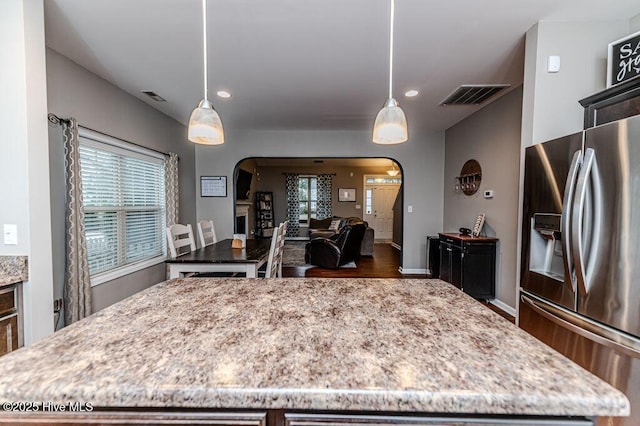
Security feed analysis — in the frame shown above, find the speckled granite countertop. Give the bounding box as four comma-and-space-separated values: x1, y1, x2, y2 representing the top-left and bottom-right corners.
0, 256, 28, 288
0, 278, 629, 417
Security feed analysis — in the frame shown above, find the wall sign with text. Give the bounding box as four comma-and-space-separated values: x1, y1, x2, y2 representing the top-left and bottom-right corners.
607, 30, 640, 87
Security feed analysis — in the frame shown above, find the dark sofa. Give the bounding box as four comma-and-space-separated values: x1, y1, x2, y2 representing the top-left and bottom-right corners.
308, 216, 374, 256
305, 223, 367, 269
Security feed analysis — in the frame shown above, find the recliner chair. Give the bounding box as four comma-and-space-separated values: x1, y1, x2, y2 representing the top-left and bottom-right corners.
305, 223, 366, 269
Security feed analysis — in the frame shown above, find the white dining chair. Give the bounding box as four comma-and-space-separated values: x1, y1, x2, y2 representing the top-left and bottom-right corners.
196, 219, 217, 248
277, 221, 288, 277
166, 224, 196, 258
264, 222, 286, 278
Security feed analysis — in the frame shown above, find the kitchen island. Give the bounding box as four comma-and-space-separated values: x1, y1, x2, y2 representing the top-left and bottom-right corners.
0, 278, 629, 425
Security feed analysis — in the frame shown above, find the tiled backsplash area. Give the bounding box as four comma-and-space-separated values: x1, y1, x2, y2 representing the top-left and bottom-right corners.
0, 256, 28, 285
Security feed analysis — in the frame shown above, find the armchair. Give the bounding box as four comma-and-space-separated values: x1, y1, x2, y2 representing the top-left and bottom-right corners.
305, 223, 367, 269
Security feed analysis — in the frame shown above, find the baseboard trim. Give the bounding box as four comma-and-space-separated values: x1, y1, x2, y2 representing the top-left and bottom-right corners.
286, 237, 309, 241
489, 299, 516, 317
390, 242, 401, 250
398, 267, 428, 275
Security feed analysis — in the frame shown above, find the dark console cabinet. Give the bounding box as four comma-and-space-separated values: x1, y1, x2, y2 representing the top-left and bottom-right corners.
438, 233, 497, 300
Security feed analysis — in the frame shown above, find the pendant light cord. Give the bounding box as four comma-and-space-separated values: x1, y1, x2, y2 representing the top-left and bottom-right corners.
388, 0, 395, 100
202, 0, 208, 101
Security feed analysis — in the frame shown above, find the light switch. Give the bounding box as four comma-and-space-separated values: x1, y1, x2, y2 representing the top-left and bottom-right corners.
408, 205, 413, 213
355, 204, 361, 209
3, 224, 17, 245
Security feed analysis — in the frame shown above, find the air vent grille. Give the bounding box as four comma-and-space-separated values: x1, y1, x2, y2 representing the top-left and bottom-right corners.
440, 84, 510, 106
141, 90, 166, 102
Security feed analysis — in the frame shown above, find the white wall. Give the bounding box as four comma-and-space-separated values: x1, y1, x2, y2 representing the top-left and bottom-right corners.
196, 129, 444, 271
444, 88, 523, 310
46, 48, 197, 314
0, 0, 54, 344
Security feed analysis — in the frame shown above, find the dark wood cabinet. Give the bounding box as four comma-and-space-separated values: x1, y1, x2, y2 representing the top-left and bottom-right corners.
438, 233, 497, 300
579, 76, 640, 129
0, 284, 22, 356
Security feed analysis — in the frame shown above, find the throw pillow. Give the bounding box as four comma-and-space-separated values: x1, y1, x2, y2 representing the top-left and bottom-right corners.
328, 219, 341, 231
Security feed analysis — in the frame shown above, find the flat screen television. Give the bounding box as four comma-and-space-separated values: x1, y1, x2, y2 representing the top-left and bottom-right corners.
235, 168, 253, 200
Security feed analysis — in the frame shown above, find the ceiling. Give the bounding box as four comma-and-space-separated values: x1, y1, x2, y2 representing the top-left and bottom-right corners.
44, 0, 640, 134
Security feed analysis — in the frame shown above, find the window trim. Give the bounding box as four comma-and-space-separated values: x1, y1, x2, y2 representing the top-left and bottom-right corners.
90, 255, 167, 287
78, 127, 167, 287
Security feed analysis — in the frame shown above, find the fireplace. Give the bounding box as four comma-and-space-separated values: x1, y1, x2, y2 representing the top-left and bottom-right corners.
236, 215, 246, 234
236, 203, 250, 235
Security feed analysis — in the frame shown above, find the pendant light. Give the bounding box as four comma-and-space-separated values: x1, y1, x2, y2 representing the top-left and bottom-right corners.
188, 0, 224, 145
372, 0, 408, 144
387, 163, 400, 176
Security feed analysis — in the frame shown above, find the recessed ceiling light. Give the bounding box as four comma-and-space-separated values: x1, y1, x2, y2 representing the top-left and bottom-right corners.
404, 89, 419, 98
217, 90, 232, 99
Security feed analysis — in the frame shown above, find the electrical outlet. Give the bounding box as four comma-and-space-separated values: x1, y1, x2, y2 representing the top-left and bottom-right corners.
53, 298, 63, 313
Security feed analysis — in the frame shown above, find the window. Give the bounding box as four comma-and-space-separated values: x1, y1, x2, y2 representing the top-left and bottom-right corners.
78, 129, 166, 281
365, 189, 373, 215
298, 176, 317, 224
364, 176, 402, 184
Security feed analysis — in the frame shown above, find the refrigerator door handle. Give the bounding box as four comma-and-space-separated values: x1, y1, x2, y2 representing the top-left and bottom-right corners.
571, 148, 594, 294
521, 294, 640, 359
561, 150, 582, 293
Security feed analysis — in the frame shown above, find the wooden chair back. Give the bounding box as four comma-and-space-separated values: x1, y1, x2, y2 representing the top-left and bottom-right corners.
197, 219, 217, 248
166, 224, 196, 258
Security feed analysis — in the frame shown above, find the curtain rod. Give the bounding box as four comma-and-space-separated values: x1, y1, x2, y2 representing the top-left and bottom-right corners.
48, 113, 171, 158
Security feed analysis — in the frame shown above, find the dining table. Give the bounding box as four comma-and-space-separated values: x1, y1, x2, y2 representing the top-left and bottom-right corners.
165, 238, 272, 279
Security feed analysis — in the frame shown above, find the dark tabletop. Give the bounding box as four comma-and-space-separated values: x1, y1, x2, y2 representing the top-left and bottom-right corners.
165, 238, 272, 264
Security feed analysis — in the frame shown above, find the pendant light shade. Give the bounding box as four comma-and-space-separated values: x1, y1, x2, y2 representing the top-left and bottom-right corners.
373, 0, 408, 144
387, 162, 400, 176
188, 99, 224, 145
373, 98, 408, 144
188, 0, 224, 145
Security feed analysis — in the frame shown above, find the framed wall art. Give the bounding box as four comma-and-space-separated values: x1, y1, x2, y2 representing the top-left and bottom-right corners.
338, 188, 356, 202
607, 30, 640, 87
201, 176, 227, 197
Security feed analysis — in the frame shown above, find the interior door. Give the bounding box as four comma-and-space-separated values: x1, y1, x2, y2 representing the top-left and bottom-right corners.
364, 185, 399, 240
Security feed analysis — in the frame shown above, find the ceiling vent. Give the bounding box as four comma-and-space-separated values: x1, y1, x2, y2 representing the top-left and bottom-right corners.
440, 84, 510, 106
141, 90, 166, 102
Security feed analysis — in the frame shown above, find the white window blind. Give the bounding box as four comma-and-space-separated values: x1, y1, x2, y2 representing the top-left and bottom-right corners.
78, 133, 166, 277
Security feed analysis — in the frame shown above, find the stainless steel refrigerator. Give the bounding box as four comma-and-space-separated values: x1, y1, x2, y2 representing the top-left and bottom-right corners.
519, 114, 640, 426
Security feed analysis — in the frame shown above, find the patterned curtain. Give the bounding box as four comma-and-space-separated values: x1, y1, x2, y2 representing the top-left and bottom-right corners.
285, 173, 300, 237
317, 174, 333, 219
165, 152, 179, 226
62, 118, 92, 325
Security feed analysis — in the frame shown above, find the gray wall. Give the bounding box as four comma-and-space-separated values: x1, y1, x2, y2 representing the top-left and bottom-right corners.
444, 87, 523, 309
196, 129, 444, 271
46, 48, 196, 313
522, 20, 632, 146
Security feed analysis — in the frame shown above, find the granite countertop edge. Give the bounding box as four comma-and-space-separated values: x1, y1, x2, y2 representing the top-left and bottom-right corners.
0, 274, 26, 288
0, 387, 625, 417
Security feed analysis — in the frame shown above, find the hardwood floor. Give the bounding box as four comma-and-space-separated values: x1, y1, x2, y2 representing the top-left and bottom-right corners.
283, 243, 515, 323
283, 243, 422, 278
